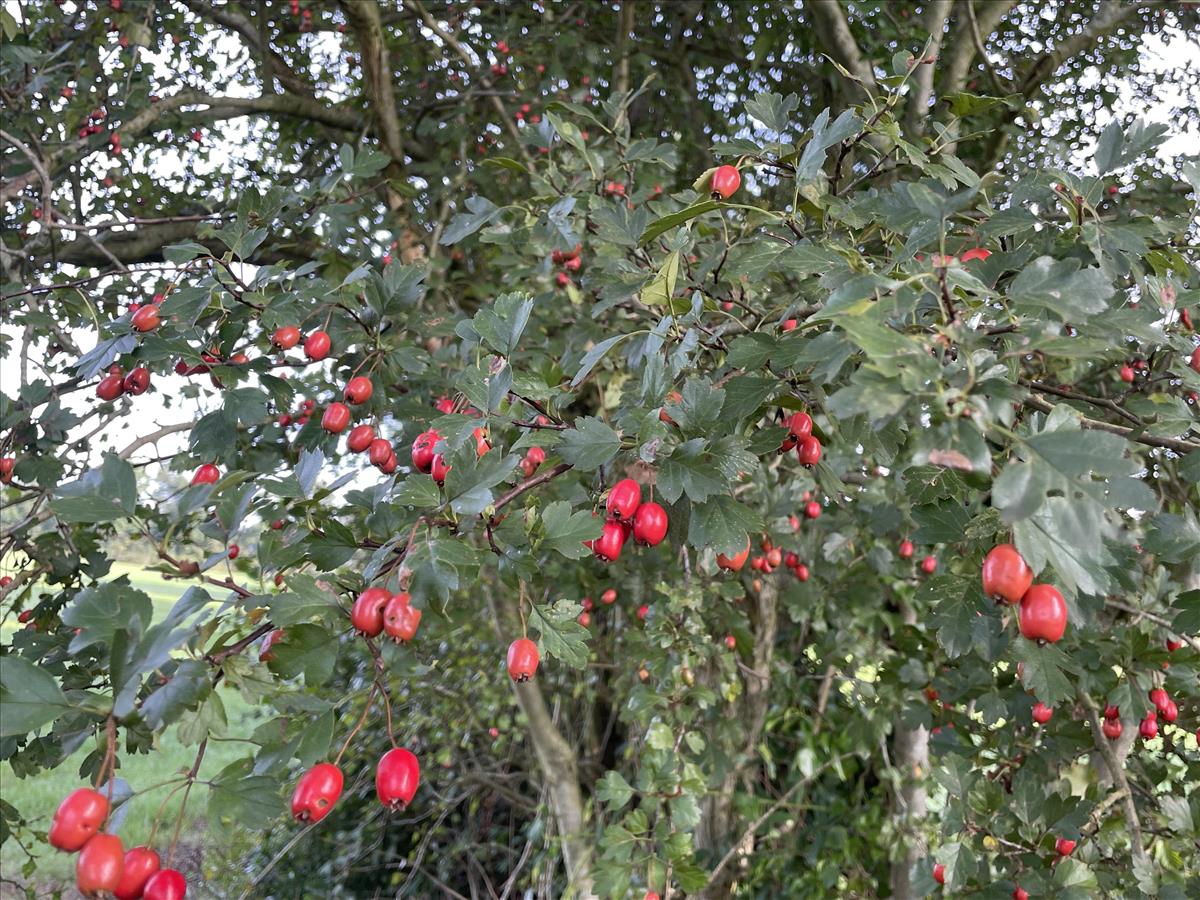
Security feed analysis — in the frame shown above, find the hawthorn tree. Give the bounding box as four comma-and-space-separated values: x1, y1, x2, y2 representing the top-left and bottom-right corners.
2, 1, 1200, 898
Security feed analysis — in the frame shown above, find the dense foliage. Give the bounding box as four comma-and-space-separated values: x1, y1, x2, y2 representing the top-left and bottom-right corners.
2, 2, 1199, 898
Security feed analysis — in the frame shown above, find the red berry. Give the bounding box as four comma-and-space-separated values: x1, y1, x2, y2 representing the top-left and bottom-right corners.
376, 747, 420, 810
794, 563, 810, 581
96, 373, 125, 401
114, 846, 161, 900
804, 500, 821, 520
303, 330, 331, 361
76, 833, 124, 896
1150, 687, 1169, 710
345, 376, 373, 404
796, 435, 822, 467
351, 587, 390, 636
0, 456, 14, 484
606, 478, 641, 522
474, 426, 491, 457
1018, 584, 1067, 643
724, 634, 736, 649
1054, 837, 1076, 857
142, 868, 186, 900
932, 862, 945, 885
368, 438, 393, 467
601, 588, 617, 605
382, 592, 421, 643
1012, 887, 1029, 900
636, 604, 649, 621
1166, 637, 1183, 652
321, 402, 351, 434
786, 412, 813, 440
430, 453, 451, 486
411, 429, 440, 473
347, 424, 376, 453
291, 763, 343, 823
1103, 704, 1120, 719
258, 628, 283, 663
981, 544, 1033, 605
507, 637, 539, 682
632, 502, 668, 546
49, 788, 109, 851
716, 539, 751, 572
191, 464, 220, 486
131, 305, 161, 332
920, 555, 938, 575
122, 367, 151, 395
1119, 364, 1135, 383
898, 539, 914, 559
227, 544, 239, 560
591, 520, 627, 562
1102, 717, 1122, 740
272, 326, 301, 350
1161, 698, 1178, 723
960, 247, 991, 262
1140, 712, 1158, 740
1032, 702, 1053, 724
1190, 346, 1200, 374
578, 611, 592, 627
710, 164, 741, 200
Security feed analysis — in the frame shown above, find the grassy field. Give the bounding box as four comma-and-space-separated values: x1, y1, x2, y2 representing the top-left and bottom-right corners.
1, 561, 262, 891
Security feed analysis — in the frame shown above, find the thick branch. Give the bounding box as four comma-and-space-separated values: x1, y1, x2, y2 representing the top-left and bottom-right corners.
941, 0, 1016, 97
1078, 690, 1151, 872
1021, 394, 1199, 455
903, 0, 954, 136
806, 0, 878, 98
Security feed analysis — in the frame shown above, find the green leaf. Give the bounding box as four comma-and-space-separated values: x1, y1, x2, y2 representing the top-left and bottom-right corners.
744, 90, 800, 134
923, 577, 977, 659
439, 195, 502, 245
673, 378, 725, 436
687, 495, 763, 557
473, 292, 535, 357
394, 474, 442, 508
1008, 257, 1114, 321
639, 201, 721, 246
208, 764, 285, 830
1012, 640, 1075, 705
725, 334, 777, 370
596, 771, 634, 809
657, 440, 727, 505
796, 107, 863, 182
720, 376, 777, 421
443, 449, 519, 516
1025, 430, 1137, 478
528, 600, 590, 669
140, 660, 211, 729
992, 459, 1051, 522
640, 250, 680, 307
269, 624, 339, 687
572, 333, 631, 388
268, 575, 344, 626
295, 447, 323, 498
558, 417, 621, 471
0, 657, 73, 737
541, 501, 603, 559
646, 721, 674, 750
911, 501, 971, 544
63, 583, 154, 651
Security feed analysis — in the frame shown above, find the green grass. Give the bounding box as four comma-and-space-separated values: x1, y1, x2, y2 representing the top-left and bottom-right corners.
1, 560, 263, 888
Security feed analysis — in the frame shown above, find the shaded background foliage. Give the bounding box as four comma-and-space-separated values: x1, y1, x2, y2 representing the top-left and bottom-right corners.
2, 2, 1200, 899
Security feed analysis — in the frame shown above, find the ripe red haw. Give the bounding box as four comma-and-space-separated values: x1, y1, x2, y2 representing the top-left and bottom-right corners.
981, 544, 1033, 605
131, 305, 161, 332
190, 464, 220, 486
344, 376, 373, 404
1102, 717, 1123, 740
376, 747, 420, 810
96, 372, 124, 401
272, 326, 301, 350
382, 593, 421, 643
321, 402, 351, 434
1032, 702, 1053, 724
411, 429, 440, 474
920, 555, 938, 575
351, 587, 391, 637
632, 502, 668, 546
123, 367, 151, 395
1018, 584, 1067, 643
1054, 837, 1076, 857
898, 539, 914, 559
591, 520, 627, 562
114, 846, 161, 900
49, 788, 108, 851
430, 453, 451, 486
142, 868, 187, 900
347, 424, 375, 453
76, 833, 124, 896
507, 637, 540, 682
796, 435, 822, 468
710, 164, 741, 199
606, 478, 641, 522
291, 763, 343, 823
303, 330, 332, 361
932, 862, 945, 884
716, 539, 751, 572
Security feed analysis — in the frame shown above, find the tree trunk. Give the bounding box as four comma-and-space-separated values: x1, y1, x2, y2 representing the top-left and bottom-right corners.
890, 605, 928, 900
